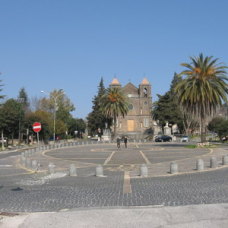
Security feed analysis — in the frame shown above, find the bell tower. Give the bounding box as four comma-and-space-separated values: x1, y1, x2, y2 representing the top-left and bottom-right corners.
139, 78, 151, 98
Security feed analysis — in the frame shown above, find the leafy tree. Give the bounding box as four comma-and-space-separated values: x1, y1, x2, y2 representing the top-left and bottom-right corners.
175, 53, 228, 142
25, 110, 52, 143
0, 99, 23, 144
87, 78, 111, 135
39, 89, 75, 137
68, 118, 86, 138
153, 73, 184, 133
208, 117, 228, 140
100, 87, 129, 138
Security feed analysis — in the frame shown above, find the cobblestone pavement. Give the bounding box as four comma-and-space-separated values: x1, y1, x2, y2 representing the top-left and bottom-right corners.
0, 142, 228, 212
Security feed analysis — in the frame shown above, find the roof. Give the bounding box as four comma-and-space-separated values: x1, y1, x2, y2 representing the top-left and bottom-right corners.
140, 78, 150, 85
110, 78, 121, 85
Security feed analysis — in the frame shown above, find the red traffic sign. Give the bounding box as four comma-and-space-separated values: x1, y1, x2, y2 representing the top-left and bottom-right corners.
33, 122, 41, 133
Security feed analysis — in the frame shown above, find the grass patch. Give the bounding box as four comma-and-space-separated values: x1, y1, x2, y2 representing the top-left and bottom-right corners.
185, 144, 197, 149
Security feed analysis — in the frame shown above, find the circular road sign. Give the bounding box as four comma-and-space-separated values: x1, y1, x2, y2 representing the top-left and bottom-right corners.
33, 122, 41, 133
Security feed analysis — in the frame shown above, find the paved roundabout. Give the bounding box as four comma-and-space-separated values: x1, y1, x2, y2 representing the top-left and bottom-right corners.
0, 142, 228, 212
44, 142, 210, 172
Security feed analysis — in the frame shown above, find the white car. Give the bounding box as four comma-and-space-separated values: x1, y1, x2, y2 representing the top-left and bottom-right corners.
181, 136, 189, 142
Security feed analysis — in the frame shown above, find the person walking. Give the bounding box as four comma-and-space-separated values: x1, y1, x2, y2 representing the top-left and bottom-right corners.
124, 136, 128, 148
117, 137, 121, 149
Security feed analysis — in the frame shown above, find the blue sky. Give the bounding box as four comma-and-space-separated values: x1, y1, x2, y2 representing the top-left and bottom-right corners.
1, 0, 228, 118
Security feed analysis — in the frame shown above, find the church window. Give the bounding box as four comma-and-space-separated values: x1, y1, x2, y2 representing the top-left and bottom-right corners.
143, 88, 148, 97
144, 101, 148, 105
143, 118, 149, 127
128, 104, 133, 110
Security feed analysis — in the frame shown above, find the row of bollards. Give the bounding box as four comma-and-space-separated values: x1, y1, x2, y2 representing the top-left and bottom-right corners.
169, 155, 228, 174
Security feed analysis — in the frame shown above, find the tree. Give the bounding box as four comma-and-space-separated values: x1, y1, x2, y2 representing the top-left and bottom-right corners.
0, 99, 23, 144
208, 117, 228, 140
153, 73, 184, 133
87, 78, 111, 135
175, 53, 228, 142
39, 89, 75, 137
100, 87, 129, 138
68, 118, 86, 138
0, 76, 5, 149
25, 110, 52, 143
18, 87, 30, 110
17, 88, 30, 142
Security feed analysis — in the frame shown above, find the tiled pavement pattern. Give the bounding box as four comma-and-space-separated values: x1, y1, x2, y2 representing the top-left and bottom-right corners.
0, 142, 228, 212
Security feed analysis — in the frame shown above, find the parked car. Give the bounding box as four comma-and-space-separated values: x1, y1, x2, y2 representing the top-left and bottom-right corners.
180, 136, 189, 142
155, 135, 172, 142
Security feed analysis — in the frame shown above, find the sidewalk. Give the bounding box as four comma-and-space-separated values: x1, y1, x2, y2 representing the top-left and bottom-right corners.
1, 203, 228, 228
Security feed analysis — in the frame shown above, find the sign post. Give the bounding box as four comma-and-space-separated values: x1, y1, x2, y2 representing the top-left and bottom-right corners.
33, 122, 41, 144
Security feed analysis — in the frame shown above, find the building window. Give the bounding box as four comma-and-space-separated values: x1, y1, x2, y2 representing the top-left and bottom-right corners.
128, 104, 133, 110
143, 118, 149, 127
143, 88, 148, 97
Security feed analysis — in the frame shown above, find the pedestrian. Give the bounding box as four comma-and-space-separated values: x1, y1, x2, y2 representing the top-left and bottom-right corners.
117, 137, 121, 149
124, 136, 128, 148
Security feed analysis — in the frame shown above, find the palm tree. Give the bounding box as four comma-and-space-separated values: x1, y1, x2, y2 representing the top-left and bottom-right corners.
175, 53, 228, 142
100, 87, 129, 138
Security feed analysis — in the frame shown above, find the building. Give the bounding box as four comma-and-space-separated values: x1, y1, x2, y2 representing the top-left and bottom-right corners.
110, 78, 153, 139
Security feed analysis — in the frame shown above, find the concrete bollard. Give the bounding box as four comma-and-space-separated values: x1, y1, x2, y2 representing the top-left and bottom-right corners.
210, 157, 217, 168
196, 159, 204, 171
32, 160, 38, 170
170, 162, 178, 174
140, 164, 148, 177
48, 162, 55, 174
96, 165, 103, 177
69, 164, 77, 176
222, 155, 228, 165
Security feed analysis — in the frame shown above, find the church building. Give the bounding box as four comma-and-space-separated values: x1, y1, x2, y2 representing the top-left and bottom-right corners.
110, 78, 153, 139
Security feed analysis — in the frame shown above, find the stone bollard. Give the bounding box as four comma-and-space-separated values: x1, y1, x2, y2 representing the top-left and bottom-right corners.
196, 159, 204, 171
48, 162, 55, 174
32, 160, 38, 170
140, 164, 148, 177
69, 164, 77, 176
170, 162, 178, 174
222, 155, 228, 165
210, 157, 217, 168
96, 165, 104, 177
25, 158, 32, 168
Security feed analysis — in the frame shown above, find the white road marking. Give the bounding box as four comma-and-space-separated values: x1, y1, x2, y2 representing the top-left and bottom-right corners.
140, 151, 152, 165
103, 151, 116, 165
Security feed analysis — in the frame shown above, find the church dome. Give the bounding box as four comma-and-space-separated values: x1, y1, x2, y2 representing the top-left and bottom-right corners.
110, 78, 121, 85
140, 78, 150, 85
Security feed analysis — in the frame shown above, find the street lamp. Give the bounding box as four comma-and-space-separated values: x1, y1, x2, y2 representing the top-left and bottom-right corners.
41, 90, 65, 143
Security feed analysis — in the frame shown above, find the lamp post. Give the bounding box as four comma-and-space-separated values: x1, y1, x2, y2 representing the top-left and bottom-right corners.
41, 90, 65, 143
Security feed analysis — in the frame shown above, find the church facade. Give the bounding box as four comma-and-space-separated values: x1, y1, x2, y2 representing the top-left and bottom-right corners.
110, 78, 153, 139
